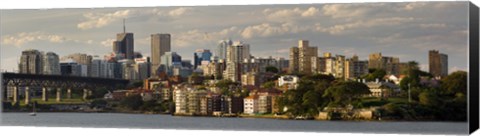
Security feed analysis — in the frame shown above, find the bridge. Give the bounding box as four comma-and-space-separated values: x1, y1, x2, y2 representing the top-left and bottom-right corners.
1, 72, 129, 104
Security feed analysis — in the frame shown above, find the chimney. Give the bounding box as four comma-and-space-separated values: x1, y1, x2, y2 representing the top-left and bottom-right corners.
375, 78, 379, 83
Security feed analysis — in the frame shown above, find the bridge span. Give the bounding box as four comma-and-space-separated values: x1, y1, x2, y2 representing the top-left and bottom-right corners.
1, 72, 129, 104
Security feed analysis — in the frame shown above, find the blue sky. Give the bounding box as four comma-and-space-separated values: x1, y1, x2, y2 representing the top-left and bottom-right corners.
0, 1, 469, 73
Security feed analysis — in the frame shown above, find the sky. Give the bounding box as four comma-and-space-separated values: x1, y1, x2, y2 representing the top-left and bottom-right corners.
0, 1, 470, 73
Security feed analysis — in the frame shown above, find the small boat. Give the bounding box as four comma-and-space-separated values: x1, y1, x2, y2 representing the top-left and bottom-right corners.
29, 103, 37, 116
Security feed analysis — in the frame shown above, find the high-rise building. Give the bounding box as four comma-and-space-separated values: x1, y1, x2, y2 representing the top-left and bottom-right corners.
345, 55, 369, 80
61, 53, 92, 76
429, 50, 448, 77
134, 57, 151, 80
113, 20, 134, 59
193, 49, 212, 69
43, 52, 60, 75
224, 41, 250, 82
19, 49, 43, 74
60, 59, 87, 77
368, 52, 401, 74
151, 33, 171, 76
289, 40, 318, 74
160, 52, 182, 76
216, 39, 233, 60
334, 55, 346, 78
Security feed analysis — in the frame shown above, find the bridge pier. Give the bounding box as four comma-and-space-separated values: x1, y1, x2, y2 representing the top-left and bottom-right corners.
67, 88, 72, 99
12, 86, 18, 103
24, 86, 30, 104
42, 87, 48, 101
56, 88, 62, 102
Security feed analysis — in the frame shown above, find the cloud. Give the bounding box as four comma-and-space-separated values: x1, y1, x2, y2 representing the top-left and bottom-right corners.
77, 7, 194, 30
1, 32, 69, 47
241, 22, 311, 39
171, 26, 238, 48
419, 23, 447, 29
168, 7, 193, 17
263, 7, 320, 21
77, 10, 132, 30
100, 38, 116, 47
316, 17, 417, 35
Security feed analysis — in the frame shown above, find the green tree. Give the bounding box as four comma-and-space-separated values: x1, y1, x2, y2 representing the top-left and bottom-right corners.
418, 90, 439, 106
441, 71, 467, 95
120, 94, 144, 110
261, 81, 276, 89
323, 81, 371, 108
265, 66, 279, 73
362, 69, 386, 81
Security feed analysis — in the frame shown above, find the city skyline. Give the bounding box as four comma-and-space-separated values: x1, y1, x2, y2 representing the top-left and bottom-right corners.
1, 2, 469, 73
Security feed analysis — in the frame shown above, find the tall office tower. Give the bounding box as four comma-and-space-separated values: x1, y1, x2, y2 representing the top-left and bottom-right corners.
43, 52, 60, 75
19, 49, 43, 74
160, 52, 182, 76
345, 55, 369, 80
62, 53, 93, 76
151, 33, 171, 76
60, 59, 87, 77
113, 19, 134, 59
193, 49, 212, 69
216, 39, 233, 60
429, 50, 448, 77
224, 41, 251, 82
134, 57, 151, 80
289, 40, 318, 74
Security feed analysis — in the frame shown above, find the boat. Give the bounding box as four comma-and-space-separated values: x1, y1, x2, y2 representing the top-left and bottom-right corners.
29, 103, 36, 116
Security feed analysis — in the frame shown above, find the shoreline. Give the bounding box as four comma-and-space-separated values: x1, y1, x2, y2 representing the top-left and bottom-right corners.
0, 111, 466, 123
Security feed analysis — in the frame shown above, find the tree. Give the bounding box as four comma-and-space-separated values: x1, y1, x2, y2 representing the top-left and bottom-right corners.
362, 69, 386, 81
265, 66, 279, 73
441, 71, 467, 96
261, 81, 276, 89
323, 81, 371, 108
120, 94, 144, 110
418, 90, 439, 106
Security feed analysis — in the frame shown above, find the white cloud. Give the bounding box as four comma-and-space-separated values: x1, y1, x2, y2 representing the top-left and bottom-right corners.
77, 10, 132, 30
316, 17, 417, 35
1, 32, 69, 47
100, 38, 116, 47
77, 7, 194, 30
168, 7, 193, 17
419, 23, 447, 29
172, 26, 238, 48
263, 7, 320, 21
241, 22, 310, 39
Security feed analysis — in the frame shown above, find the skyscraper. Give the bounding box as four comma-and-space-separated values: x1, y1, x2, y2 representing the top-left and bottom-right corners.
113, 20, 134, 60
193, 49, 212, 69
216, 39, 233, 60
429, 50, 448, 77
43, 52, 60, 75
289, 40, 318, 74
19, 49, 43, 74
151, 33, 171, 76
160, 52, 182, 76
224, 41, 250, 82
